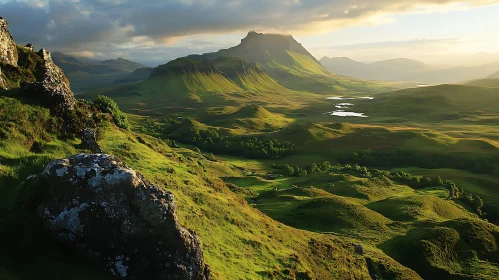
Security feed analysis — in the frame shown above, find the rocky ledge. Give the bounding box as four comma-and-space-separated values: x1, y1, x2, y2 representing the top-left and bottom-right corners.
33, 153, 210, 279
25, 49, 76, 112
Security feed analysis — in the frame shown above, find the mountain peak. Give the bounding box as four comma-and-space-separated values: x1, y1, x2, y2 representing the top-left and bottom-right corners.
238, 31, 307, 54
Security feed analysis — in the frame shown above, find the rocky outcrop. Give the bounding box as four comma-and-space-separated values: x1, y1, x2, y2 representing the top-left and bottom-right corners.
25, 49, 76, 111
0, 17, 18, 66
35, 154, 210, 280
82, 129, 103, 153
24, 43, 35, 52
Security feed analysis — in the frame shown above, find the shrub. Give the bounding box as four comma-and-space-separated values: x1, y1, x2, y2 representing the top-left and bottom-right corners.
94, 95, 130, 130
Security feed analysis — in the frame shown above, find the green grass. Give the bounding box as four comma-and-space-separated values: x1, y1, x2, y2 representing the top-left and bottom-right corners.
96, 124, 420, 279
380, 219, 499, 279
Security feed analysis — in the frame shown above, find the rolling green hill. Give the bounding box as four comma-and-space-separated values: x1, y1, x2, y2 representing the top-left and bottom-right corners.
381, 219, 499, 279
224, 162, 499, 279
204, 104, 294, 132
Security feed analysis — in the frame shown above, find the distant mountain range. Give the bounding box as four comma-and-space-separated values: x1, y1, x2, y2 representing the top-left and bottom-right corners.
52, 53, 152, 93
52, 53, 147, 75
320, 56, 499, 84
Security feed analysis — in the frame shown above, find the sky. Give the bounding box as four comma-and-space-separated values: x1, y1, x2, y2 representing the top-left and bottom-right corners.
1, 0, 499, 66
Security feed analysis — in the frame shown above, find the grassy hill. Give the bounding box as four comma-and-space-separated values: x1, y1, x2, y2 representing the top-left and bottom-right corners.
223, 160, 499, 279
203, 104, 294, 132
0, 95, 425, 279
381, 219, 499, 279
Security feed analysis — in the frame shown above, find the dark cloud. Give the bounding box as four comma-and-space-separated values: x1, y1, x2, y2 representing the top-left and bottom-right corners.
1, 0, 497, 64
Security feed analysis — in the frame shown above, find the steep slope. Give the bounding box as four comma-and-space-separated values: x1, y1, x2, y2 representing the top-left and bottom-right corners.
146, 56, 284, 95
148, 57, 242, 94
320, 56, 499, 84
198, 31, 394, 94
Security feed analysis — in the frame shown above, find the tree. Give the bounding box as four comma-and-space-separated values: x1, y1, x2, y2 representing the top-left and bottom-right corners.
284, 165, 295, 177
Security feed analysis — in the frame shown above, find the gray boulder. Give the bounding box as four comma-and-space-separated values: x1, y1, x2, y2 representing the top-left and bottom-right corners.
36, 153, 210, 279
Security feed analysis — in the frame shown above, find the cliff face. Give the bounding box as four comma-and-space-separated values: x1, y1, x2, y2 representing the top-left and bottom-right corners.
0, 17, 18, 89
0, 17, 18, 67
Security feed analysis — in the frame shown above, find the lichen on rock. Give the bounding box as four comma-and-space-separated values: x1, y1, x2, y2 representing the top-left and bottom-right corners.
36, 153, 210, 279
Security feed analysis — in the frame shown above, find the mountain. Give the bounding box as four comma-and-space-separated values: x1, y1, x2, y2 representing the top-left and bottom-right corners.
370, 58, 430, 70
193, 31, 395, 94
51, 52, 151, 93
100, 57, 146, 72
320, 56, 499, 84
52, 52, 122, 75
488, 71, 499, 78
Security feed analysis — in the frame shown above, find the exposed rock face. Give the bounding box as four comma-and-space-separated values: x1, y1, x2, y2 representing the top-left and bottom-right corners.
25, 49, 76, 111
0, 17, 18, 66
36, 154, 210, 279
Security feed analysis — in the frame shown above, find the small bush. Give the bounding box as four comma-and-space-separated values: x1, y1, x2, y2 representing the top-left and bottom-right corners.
94, 95, 130, 130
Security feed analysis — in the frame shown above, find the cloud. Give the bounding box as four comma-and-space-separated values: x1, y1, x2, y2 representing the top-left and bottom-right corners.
1, 0, 498, 64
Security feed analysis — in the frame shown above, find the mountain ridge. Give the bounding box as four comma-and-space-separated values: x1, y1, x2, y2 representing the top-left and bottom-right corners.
320, 56, 499, 83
